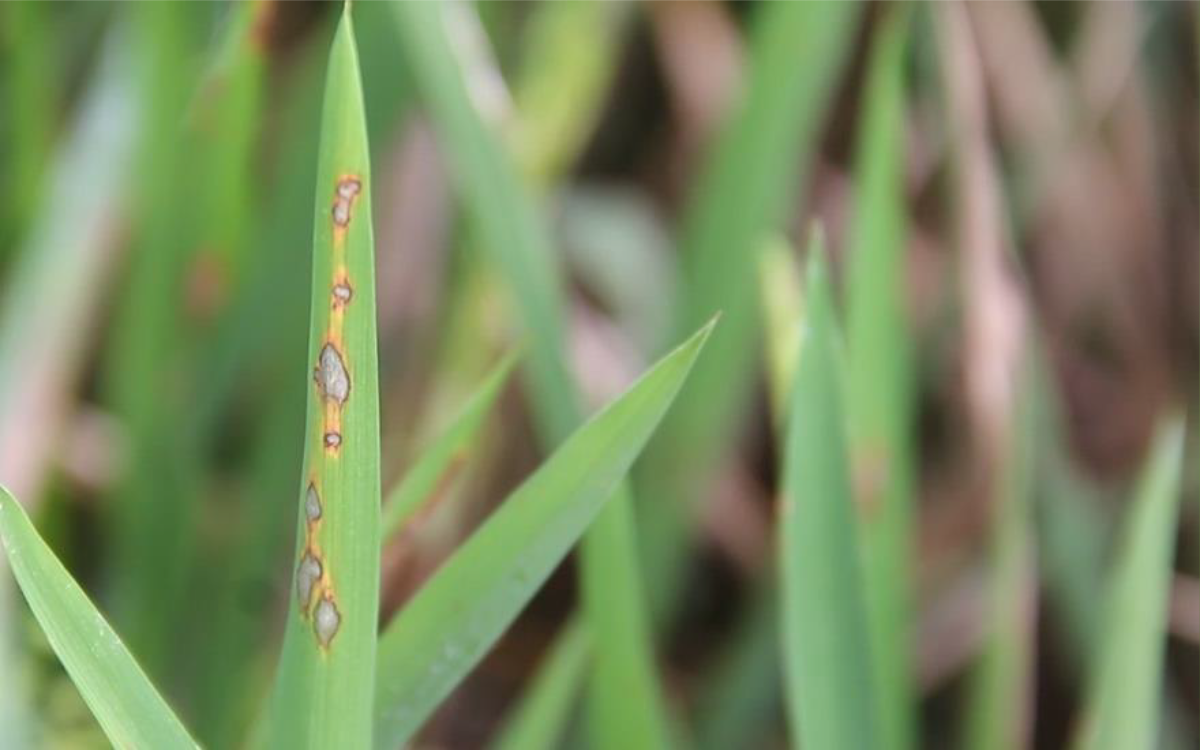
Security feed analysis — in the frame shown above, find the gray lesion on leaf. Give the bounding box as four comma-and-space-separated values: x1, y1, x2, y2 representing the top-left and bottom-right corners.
313, 343, 350, 404
331, 176, 362, 227
305, 483, 322, 522
296, 553, 323, 613
332, 282, 353, 307
313, 596, 341, 646
323, 431, 342, 450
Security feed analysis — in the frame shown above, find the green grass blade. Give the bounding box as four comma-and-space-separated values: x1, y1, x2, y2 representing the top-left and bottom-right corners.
103, 2, 211, 679
187, 0, 269, 288
390, 4, 674, 748
389, 0, 574, 443
190, 32, 332, 747
1073, 419, 1185, 750
687, 233, 805, 750
0, 26, 136, 745
1026, 340, 1109, 673
381, 353, 516, 546
0, 0, 58, 253
640, 0, 861, 610
780, 244, 877, 750
964, 348, 1037, 750
758, 235, 804, 428
489, 619, 589, 750
510, 0, 629, 187
262, 8, 381, 749
844, 10, 917, 750
0, 487, 198, 750
373, 320, 715, 748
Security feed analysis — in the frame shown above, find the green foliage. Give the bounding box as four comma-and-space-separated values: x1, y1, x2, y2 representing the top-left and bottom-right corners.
844, 10, 917, 750
639, 0, 862, 614
381, 353, 516, 546
780, 243, 878, 750
388, 4, 673, 748
0, 487, 197, 750
262, 10, 381, 748
0, 3, 1190, 750
1074, 420, 1184, 750
374, 319, 714, 747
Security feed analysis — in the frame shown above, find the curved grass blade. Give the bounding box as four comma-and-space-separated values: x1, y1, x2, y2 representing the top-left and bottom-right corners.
413, 6, 625, 738
0, 26, 136, 746
510, 0, 629, 187
262, 8, 381, 749
1073, 419, 1184, 750
381, 352, 516, 546
0, 487, 198, 750
373, 319, 716, 749
389, 4, 674, 748
640, 0, 862, 614
964, 347, 1037, 750
390, 0, 573, 443
686, 233, 806, 750
780, 245, 877, 750
844, 10, 917, 750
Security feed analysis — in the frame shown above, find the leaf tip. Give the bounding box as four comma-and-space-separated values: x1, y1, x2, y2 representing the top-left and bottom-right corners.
682, 312, 721, 363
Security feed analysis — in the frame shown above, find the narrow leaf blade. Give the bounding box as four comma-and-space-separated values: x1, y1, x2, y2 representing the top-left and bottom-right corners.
381, 353, 516, 545
844, 11, 917, 750
389, 5, 674, 748
640, 0, 862, 617
0, 487, 197, 750
780, 245, 877, 750
373, 320, 716, 748
263, 8, 381, 749
1074, 419, 1184, 750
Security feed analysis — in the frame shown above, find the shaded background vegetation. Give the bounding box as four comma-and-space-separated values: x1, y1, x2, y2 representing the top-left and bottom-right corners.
0, 1, 1196, 748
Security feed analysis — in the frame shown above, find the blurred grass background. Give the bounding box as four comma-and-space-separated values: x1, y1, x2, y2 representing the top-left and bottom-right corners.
0, 1, 1197, 748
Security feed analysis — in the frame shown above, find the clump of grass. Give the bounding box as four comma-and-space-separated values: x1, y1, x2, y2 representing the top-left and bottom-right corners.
0, 11, 714, 750
0, 3, 1192, 750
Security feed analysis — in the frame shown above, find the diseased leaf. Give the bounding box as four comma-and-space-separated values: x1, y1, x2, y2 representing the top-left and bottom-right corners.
262, 8, 382, 749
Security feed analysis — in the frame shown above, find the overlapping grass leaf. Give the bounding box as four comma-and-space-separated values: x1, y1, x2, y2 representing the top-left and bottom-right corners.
373, 319, 715, 748
0, 487, 197, 750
